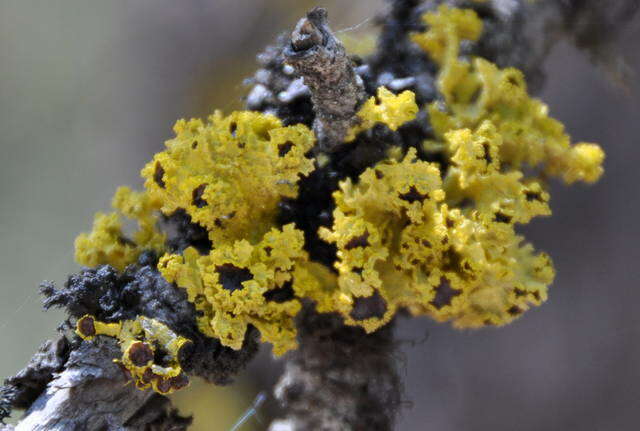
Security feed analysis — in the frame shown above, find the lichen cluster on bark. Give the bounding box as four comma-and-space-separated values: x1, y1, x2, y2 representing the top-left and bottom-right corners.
1, 1, 636, 430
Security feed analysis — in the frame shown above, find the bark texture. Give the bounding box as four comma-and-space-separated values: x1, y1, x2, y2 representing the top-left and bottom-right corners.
283, 7, 367, 153
269, 310, 401, 431
1, 337, 190, 431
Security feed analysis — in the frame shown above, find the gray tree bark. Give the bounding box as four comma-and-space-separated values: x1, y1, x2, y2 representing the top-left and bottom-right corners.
1, 337, 190, 431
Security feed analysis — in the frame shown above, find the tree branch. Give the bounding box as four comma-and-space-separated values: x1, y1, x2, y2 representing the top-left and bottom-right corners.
269, 310, 402, 431
2, 337, 190, 431
2, 1, 637, 430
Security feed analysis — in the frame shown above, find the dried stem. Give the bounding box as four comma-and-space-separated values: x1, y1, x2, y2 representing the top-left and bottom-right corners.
1, 337, 190, 431
283, 7, 366, 153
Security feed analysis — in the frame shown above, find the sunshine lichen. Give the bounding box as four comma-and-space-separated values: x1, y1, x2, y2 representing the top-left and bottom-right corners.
141, 111, 315, 245
415, 4, 604, 184
159, 224, 314, 356
346, 86, 419, 142
73, 5, 605, 362
75, 187, 164, 271
76, 315, 191, 394
315, 5, 603, 331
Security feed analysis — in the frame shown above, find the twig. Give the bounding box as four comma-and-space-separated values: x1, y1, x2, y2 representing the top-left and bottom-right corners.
2, 1, 638, 430
2, 337, 190, 431
283, 7, 367, 153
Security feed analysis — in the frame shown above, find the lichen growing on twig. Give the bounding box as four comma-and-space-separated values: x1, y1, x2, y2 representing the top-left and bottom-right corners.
62, 2, 606, 386
2, 1, 632, 429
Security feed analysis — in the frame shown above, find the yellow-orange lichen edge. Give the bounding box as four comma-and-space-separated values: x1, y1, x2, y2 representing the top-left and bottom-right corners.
76, 315, 191, 394
414, 5, 604, 184
345, 87, 419, 142
74, 187, 164, 271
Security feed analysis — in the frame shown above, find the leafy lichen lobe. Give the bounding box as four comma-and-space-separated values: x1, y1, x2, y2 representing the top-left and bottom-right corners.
73, 5, 604, 392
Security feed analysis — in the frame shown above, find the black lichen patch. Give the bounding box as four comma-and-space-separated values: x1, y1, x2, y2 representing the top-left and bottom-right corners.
481, 142, 493, 164
430, 280, 462, 309
364, 0, 437, 105
191, 184, 208, 208
441, 249, 463, 274
153, 163, 166, 188
278, 141, 295, 157
525, 191, 542, 202
264, 280, 295, 303
160, 209, 212, 254
245, 34, 314, 128
152, 341, 174, 368
494, 212, 512, 224
215, 264, 253, 292
350, 292, 387, 321
399, 186, 429, 204
344, 231, 371, 250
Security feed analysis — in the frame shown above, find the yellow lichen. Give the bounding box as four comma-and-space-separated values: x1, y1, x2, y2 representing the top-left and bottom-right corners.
345, 87, 419, 142
159, 224, 313, 356
320, 141, 554, 330
75, 111, 318, 355
76, 315, 191, 394
73, 5, 605, 360
141, 111, 315, 245
314, 5, 604, 332
411, 5, 483, 68
142, 111, 318, 355
415, 5, 604, 184
75, 187, 164, 270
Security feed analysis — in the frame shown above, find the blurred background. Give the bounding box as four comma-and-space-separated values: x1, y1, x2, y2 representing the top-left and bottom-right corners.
0, 1, 638, 430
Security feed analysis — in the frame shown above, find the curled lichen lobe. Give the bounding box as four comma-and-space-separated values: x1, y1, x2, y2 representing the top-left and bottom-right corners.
76, 315, 191, 394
